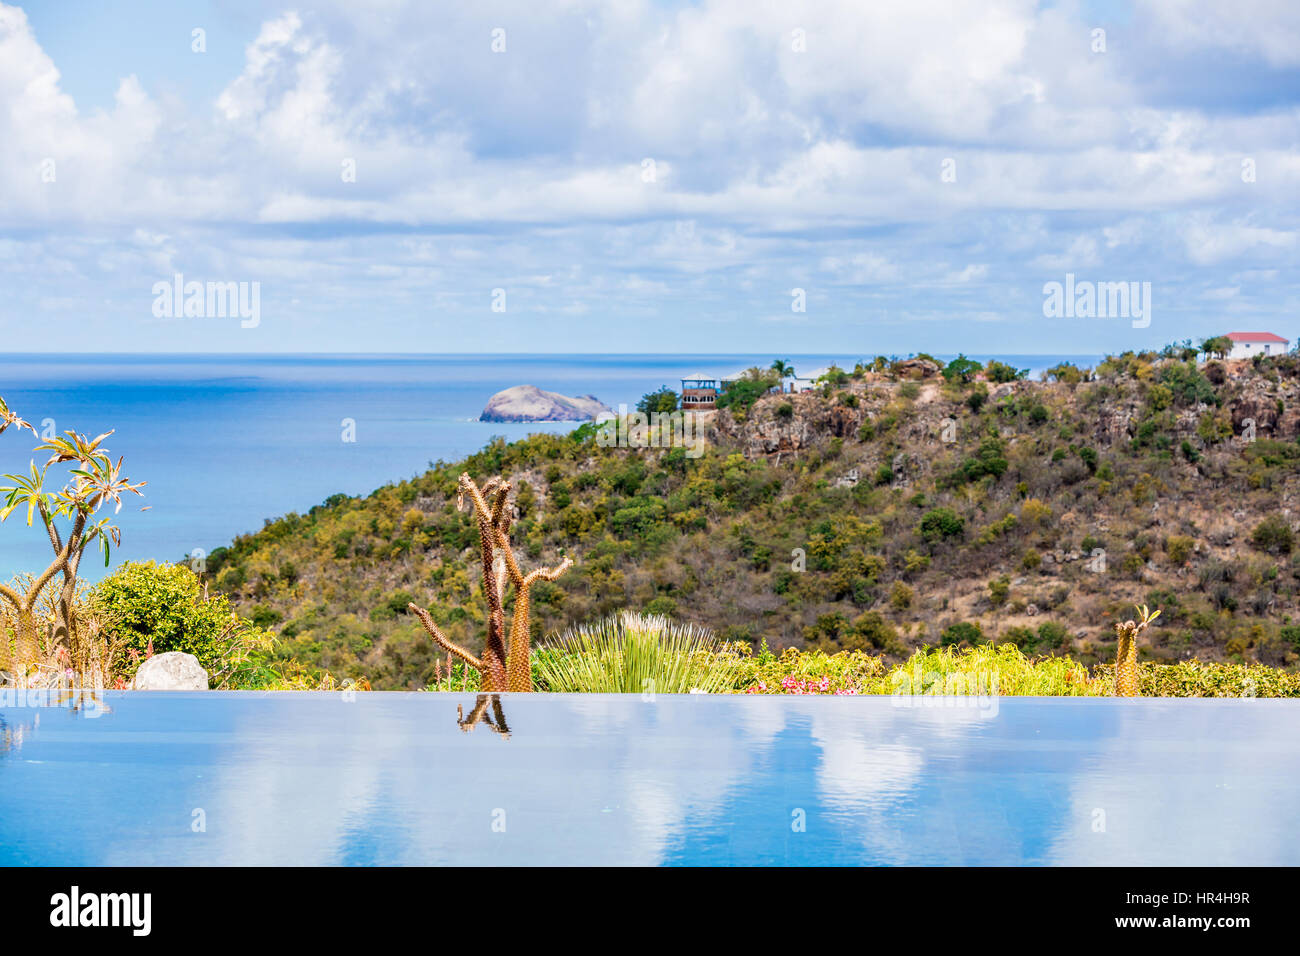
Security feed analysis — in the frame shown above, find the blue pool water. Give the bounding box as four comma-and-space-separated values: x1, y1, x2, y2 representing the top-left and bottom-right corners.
1, 693, 1295, 866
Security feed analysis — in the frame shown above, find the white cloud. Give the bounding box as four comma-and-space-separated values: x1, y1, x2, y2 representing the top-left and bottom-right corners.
0, 0, 1296, 351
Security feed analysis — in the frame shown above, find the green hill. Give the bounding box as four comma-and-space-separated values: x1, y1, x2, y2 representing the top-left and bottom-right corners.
203, 349, 1300, 689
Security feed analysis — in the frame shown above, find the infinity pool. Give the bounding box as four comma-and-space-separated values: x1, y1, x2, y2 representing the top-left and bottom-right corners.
1, 692, 1296, 865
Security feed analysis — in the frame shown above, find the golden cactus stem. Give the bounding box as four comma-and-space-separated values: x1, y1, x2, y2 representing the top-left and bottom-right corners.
504, 558, 573, 692
460, 474, 510, 690
457, 693, 510, 737
413, 473, 576, 694
408, 604, 482, 671
1114, 621, 1139, 696
15, 609, 39, 671
1114, 605, 1159, 697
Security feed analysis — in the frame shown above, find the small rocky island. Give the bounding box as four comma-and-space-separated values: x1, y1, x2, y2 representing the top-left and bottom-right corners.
480, 385, 613, 423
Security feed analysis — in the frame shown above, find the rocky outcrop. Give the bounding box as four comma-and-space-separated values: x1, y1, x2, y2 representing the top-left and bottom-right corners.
1229, 377, 1300, 439
480, 386, 612, 423
713, 391, 861, 457
131, 652, 209, 690
895, 358, 940, 379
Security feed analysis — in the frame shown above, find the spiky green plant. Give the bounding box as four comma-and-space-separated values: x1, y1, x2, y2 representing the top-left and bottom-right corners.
535, 612, 740, 694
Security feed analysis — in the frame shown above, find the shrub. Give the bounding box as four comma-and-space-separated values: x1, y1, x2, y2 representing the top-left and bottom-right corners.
948, 438, 1008, 485
637, 387, 679, 415
1251, 515, 1294, 554
893, 644, 1095, 695
1166, 535, 1195, 564
1034, 620, 1071, 651
92, 561, 274, 684
1094, 659, 1300, 698
940, 621, 984, 647
1196, 408, 1233, 445
1020, 498, 1053, 527
1160, 361, 1218, 407
716, 376, 775, 410
1045, 363, 1084, 385
729, 642, 886, 695
943, 355, 981, 384
920, 507, 965, 543
988, 576, 1011, 607
985, 360, 1027, 383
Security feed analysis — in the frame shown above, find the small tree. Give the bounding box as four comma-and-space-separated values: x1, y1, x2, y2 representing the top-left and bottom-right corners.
1250, 515, 1294, 555
1200, 335, 1232, 361
0, 398, 145, 683
636, 386, 679, 415
984, 360, 1028, 383
943, 354, 981, 384
770, 359, 795, 379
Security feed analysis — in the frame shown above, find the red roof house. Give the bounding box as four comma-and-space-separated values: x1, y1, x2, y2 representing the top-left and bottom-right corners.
1226, 331, 1289, 359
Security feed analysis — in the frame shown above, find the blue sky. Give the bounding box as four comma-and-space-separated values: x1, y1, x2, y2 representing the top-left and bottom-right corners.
0, 0, 1296, 354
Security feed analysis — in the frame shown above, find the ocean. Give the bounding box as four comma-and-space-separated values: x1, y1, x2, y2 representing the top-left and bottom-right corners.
0, 353, 1098, 581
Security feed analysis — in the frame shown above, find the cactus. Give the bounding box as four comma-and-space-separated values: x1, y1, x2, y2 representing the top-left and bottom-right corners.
457, 693, 511, 737
408, 473, 571, 692
1113, 604, 1160, 696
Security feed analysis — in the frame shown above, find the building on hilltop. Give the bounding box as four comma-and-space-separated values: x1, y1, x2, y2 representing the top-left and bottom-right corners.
1226, 331, 1289, 360
680, 375, 718, 409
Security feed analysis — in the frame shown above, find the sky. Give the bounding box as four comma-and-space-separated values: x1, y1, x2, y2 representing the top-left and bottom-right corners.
0, 0, 1296, 355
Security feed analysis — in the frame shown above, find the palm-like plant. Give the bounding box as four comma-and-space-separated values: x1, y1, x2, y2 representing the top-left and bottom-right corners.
0, 405, 145, 683
1113, 604, 1160, 697
771, 359, 795, 379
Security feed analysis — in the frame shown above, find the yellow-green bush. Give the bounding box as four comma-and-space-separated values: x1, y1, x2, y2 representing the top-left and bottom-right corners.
1095, 659, 1300, 698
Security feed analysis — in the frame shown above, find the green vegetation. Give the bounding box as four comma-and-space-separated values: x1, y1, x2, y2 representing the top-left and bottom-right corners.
534, 611, 740, 693
0, 403, 145, 682
9, 342, 1300, 696
637, 387, 679, 414
186, 343, 1300, 689
942, 355, 981, 384
716, 367, 780, 410
93, 561, 311, 689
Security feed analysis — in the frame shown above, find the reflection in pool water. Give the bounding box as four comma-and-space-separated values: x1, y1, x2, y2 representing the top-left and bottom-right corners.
0, 692, 1296, 865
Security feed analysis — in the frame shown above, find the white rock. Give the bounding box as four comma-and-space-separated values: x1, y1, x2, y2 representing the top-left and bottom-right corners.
479, 385, 612, 423
132, 652, 209, 690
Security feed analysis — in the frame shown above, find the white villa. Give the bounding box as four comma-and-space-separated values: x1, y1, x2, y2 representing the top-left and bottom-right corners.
788, 367, 834, 393
1226, 331, 1289, 360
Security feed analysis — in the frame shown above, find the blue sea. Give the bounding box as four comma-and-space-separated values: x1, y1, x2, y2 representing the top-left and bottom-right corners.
0, 353, 1097, 581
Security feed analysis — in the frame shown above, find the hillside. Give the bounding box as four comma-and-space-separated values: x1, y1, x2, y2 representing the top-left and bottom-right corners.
204, 349, 1300, 689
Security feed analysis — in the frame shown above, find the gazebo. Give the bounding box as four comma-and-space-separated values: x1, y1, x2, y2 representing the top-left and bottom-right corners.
680, 374, 719, 409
